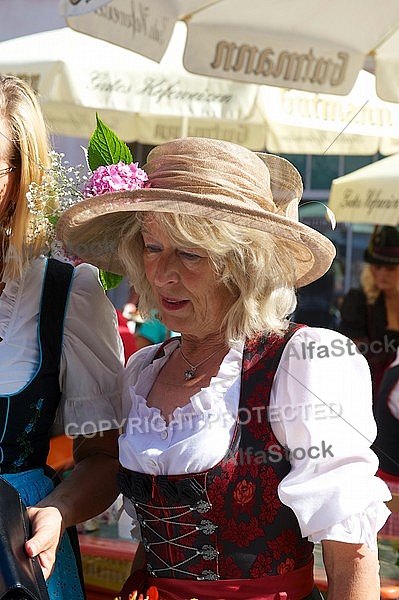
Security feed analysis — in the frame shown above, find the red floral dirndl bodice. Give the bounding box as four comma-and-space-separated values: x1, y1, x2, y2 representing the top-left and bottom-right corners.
118, 324, 316, 600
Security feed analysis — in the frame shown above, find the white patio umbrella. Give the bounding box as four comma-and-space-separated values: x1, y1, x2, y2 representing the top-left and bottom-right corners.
0, 25, 264, 148
61, 0, 399, 101
1, 25, 399, 155
328, 153, 399, 225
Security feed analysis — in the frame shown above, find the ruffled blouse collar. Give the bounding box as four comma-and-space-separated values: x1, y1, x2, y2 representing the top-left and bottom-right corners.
130, 338, 244, 427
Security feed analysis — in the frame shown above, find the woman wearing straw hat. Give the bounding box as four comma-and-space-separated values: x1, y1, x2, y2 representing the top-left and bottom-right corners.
57, 137, 390, 600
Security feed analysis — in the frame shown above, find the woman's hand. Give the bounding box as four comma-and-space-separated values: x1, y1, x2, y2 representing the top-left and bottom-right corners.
25, 505, 64, 580
23, 431, 119, 580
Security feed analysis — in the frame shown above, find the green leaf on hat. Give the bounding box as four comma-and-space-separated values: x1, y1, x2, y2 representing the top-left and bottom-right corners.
99, 270, 124, 291
85, 114, 130, 291
87, 114, 133, 171
47, 214, 60, 227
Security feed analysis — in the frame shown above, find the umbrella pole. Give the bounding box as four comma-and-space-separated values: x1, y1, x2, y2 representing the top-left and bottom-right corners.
343, 223, 353, 294
181, 116, 189, 138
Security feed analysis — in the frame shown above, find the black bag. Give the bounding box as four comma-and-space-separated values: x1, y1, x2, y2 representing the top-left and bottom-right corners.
0, 478, 50, 600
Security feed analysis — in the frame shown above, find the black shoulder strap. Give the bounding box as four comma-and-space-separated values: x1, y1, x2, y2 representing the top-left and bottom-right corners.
243, 322, 306, 374
151, 336, 181, 362
39, 259, 74, 369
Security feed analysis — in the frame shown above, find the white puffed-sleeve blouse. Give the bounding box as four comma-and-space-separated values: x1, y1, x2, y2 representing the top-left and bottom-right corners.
0, 256, 124, 433
119, 328, 391, 548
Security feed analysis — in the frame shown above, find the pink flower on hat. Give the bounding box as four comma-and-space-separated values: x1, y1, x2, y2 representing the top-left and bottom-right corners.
83, 161, 150, 198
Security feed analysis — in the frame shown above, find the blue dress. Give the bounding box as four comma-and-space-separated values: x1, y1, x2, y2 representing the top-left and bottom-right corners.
0, 259, 84, 600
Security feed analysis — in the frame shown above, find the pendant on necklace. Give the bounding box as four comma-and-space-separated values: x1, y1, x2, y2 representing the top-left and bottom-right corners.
184, 368, 196, 381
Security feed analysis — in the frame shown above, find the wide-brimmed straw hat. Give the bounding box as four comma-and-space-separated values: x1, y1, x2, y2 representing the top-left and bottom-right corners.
364, 225, 399, 265
56, 137, 335, 287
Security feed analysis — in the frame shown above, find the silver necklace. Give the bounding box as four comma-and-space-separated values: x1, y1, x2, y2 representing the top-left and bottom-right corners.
179, 347, 222, 381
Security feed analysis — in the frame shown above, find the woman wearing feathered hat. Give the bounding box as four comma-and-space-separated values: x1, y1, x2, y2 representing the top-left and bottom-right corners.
57, 136, 390, 600
340, 225, 399, 399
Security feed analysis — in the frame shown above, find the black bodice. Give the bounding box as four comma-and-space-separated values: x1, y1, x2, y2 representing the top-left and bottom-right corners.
0, 259, 73, 473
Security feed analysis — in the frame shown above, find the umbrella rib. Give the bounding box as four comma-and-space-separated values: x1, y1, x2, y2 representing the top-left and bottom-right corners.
322, 100, 369, 155
368, 19, 399, 54
182, 0, 223, 22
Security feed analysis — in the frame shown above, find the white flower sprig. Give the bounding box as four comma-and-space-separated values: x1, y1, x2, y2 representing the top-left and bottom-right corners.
26, 149, 88, 249
24, 114, 148, 290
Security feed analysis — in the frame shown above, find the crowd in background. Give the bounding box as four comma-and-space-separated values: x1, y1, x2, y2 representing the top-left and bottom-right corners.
296, 225, 399, 537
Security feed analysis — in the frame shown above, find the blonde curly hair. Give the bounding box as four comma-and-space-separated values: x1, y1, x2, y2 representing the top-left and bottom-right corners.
118, 212, 298, 344
360, 264, 380, 304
